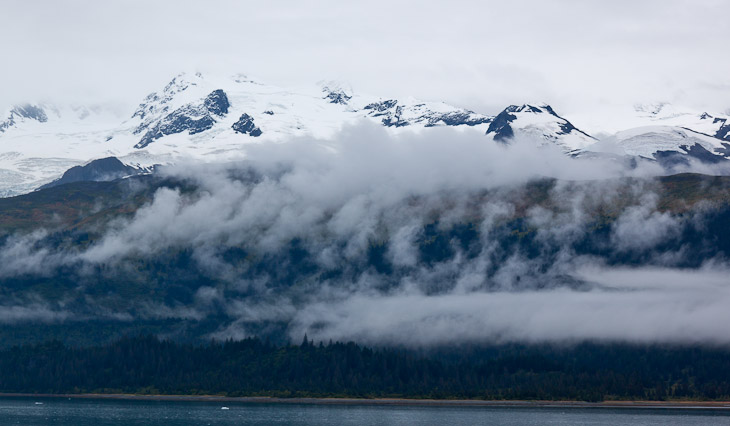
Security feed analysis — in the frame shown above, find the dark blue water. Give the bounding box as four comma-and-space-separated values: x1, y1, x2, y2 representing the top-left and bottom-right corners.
1, 397, 730, 425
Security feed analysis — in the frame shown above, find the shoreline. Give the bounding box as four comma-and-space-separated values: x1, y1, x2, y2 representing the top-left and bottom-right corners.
2, 393, 730, 410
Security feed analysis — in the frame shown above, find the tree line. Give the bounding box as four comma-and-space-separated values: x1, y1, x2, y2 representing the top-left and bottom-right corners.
1, 335, 730, 401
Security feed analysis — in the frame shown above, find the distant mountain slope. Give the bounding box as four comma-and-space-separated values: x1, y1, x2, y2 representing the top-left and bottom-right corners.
38, 157, 146, 190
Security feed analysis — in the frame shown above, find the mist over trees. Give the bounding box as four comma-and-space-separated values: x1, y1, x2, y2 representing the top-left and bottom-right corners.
0, 129, 729, 348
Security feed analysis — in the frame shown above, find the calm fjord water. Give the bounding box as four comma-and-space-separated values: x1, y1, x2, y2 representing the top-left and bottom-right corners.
1, 397, 729, 426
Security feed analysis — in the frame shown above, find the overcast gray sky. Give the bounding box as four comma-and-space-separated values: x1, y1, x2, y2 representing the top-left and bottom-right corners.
2, 0, 729, 116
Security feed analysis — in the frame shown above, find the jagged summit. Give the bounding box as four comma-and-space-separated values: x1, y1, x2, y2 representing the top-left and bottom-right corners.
134, 89, 231, 149
362, 98, 491, 128
319, 81, 353, 105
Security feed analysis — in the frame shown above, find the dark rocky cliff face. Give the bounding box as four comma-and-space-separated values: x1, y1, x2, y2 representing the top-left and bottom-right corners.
232, 113, 262, 136
486, 109, 517, 142
204, 89, 230, 116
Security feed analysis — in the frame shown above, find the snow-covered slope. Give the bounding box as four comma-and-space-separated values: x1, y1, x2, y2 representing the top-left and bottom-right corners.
557, 102, 730, 163
567, 102, 730, 142
485, 104, 596, 152
0, 72, 496, 197
631, 103, 730, 142
0, 103, 129, 197
575, 104, 730, 161
604, 126, 729, 162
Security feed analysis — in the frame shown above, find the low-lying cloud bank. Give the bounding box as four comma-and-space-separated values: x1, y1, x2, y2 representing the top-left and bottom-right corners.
288, 266, 730, 346
1, 124, 729, 346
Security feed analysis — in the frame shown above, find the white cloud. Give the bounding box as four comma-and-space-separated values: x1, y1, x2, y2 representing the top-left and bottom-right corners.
0, 125, 726, 344
290, 266, 730, 346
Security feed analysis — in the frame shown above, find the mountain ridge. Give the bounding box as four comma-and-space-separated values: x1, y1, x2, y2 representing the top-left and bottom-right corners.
1, 72, 729, 196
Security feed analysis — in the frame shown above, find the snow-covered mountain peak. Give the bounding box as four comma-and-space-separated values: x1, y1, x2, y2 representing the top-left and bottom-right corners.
504, 103, 554, 114
319, 80, 353, 105
486, 103, 595, 151
131, 72, 209, 121
132, 89, 231, 149
359, 97, 491, 129
0, 104, 48, 133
